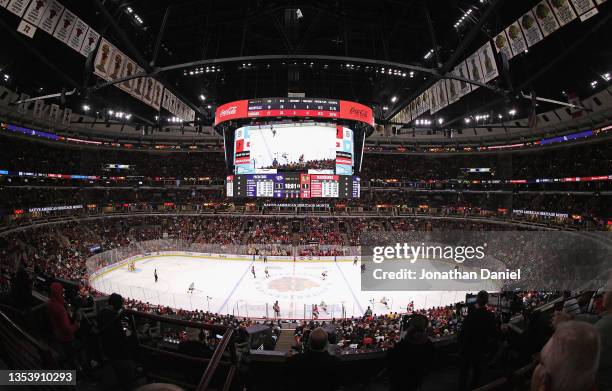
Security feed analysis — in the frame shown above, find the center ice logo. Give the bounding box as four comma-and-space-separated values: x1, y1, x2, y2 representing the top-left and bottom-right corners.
268, 276, 320, 293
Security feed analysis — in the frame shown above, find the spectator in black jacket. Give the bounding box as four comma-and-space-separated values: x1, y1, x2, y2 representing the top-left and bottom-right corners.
98, 293, 128, 360
284, 327, 341, 391
98, 293, 142, 390
387, 313, 435, 391
458, 291, 498, 390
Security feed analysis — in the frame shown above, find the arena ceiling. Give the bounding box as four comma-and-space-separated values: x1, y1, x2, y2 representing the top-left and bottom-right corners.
0, 0, 610, 133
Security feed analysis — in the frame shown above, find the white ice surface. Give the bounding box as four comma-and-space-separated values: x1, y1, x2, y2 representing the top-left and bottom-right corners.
91, 256, 476, 319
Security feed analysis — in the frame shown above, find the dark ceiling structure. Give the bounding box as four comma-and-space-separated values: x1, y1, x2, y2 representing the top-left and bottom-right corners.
0, 0, 610, 132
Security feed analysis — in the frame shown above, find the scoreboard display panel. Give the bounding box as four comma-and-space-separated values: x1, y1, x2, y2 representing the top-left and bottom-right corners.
227, 174, 360, 199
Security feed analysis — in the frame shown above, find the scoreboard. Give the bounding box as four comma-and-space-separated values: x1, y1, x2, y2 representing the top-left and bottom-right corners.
226, 174, 360, 198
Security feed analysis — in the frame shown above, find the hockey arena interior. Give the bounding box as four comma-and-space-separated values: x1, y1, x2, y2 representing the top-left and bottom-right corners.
0, 1, 611, 390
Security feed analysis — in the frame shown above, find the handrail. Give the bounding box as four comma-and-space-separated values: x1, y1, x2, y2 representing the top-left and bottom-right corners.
196, 327, 234, 391
124, 308, 229, 334
0, 307, 52, 354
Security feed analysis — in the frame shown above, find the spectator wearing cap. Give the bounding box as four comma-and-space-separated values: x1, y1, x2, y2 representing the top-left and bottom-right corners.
387, 313, 434, 391
531, 321, 600, 391
284, 327, 341, 391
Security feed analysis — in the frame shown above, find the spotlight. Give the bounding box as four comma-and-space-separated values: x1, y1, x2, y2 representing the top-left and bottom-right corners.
199, 94, 206, 101
82, 104, 90, 112
508, 109, 516, 116
464, 118, 471, 124
391, 96, 398, 103
437, 118, 443, 124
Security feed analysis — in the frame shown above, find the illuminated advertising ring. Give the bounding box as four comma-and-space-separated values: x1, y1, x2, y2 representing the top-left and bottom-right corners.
214, 98, 375, 127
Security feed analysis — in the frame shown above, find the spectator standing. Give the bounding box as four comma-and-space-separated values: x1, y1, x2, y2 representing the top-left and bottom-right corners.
387, 314, 435, 391
458, 291, 497, 390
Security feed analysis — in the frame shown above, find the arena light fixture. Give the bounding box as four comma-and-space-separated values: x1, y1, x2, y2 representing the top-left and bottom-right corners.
82, 104, 90, 112
108, 110, 114, 116
199, 94, 206, 101
508, 109, 517, 116
391, 96, 398, 103
590, 80, 598, 88
423, 49, 434, 60
438, 118, 444, 124
464, 118, 471, 124
3, 74, 9, 81
603, 73, 611, 81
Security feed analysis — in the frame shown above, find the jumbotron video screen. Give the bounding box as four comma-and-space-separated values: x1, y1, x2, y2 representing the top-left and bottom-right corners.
227, 123, 359, 198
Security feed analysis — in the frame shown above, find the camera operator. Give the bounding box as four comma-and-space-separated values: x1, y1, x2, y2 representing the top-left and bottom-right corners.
386, 313, 435, 391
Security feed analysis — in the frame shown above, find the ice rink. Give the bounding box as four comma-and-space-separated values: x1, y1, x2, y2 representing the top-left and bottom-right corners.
91, 255, 484, 319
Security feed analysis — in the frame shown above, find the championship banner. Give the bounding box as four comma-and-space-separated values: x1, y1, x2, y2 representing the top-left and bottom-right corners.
151, 80, 163, 111
62, 108, 71, 125
494, 30, 514, 60
23, 0, 49, 25
533, 1, 560, 37
6, 0, 30, 17
118, 58, 136, 93
454, 61, 472, 98
519, 10, 544, 47
477, 42, 499, 83
570, 0, 596, 15
130, 66, 145, 99
17, 93, 29, 113
505, 21, 528, 56
428, 86, 438, 115
49, 103, 60, 122
79, 27, 99, 57
32, 99, 44, 118
37, 0, 63, 34
67, 17, 88, 52
466, 51, 484, 90
446, 78, 460, 105
548, 0, 577, 26
52, 7, 76, 44
141, 78, 154, 105
93, 39, 115, 80
108, 50, 126, 81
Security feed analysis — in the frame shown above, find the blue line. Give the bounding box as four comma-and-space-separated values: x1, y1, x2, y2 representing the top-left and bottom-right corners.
217, 259, 255, 313
334, 261, 364, 315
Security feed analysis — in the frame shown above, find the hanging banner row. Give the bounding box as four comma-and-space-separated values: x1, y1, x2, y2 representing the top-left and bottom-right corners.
93, 38, 195, 122
1, 0, 100, 56
1, 0, 196, 123
391, 0, 606, 124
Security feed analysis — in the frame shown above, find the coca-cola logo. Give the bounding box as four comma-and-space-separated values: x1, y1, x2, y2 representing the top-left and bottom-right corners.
219, 106, 238, 117
349, 106, 368, 118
